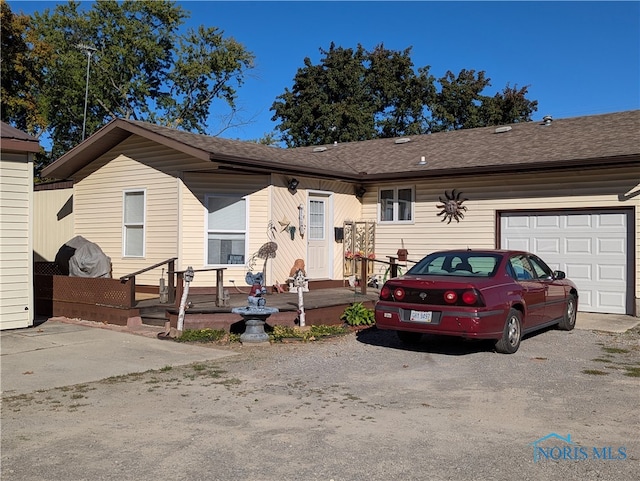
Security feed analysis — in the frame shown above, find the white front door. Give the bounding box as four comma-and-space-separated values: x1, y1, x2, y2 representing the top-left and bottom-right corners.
306, 194, 330, 279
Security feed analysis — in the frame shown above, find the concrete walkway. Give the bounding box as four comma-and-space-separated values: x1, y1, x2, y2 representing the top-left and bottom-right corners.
0, 319, 237, 397
576, 311, 639, 333
1, 312, 637, 397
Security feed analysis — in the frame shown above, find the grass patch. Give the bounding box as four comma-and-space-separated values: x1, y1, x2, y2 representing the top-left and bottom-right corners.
582, 369, 609, 376
269, 324, 349, 342
591, 358, 613, 363
177, 328, 228, 343
623, 366, 640, 377
601, 347, 630, 354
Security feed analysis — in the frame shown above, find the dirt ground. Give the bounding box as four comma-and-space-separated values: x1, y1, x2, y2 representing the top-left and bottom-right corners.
2, 325, 639, 481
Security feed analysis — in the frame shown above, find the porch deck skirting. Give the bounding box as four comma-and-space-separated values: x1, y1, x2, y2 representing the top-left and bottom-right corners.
37, 272, 139, 326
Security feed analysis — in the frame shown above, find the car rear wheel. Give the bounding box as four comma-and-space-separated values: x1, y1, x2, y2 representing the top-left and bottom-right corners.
558, 295, 577, 331
495, 309, 522, 354
396, 331, 422, 345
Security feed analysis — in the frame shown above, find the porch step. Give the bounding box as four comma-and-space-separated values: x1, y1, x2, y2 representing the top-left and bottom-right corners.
138, 306, 169, 327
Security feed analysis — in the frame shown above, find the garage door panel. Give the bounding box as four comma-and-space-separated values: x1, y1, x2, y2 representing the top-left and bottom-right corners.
566, 214, 592, 228
536, 215, 560, 228
580, 290, 593, 308
534, 238, 560, 254
597, 213, 626, 227
504, 238, 530, 251
505, 216, 530, 228
598, 238, 625, 254
598, 291, 626, 310
565, 237, 592, 254
598, 264, 625, 282
501, 211, 629, 315
566, 263, 591, 281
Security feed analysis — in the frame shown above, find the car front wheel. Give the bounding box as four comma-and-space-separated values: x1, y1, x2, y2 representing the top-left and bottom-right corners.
558, 295, 577, 331
495, 309, 522, 354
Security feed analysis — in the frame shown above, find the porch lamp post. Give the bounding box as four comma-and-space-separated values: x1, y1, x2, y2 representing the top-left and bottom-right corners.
76, 43, 97, 141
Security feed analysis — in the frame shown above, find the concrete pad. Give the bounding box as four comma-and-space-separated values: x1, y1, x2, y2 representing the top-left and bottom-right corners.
576, 312, 640, 333
0, 319, 237, 396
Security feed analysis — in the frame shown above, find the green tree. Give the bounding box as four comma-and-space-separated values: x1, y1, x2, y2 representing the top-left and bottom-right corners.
479, 83, 538, 126
271, 44, 538, 146
271, 43, 376, 148
4, 0, 254, 161
366, 44, 436, 138
0, 0, 47, 134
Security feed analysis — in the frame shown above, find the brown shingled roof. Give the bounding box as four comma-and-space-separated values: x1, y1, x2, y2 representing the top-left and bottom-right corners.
1, 121, 41, 153
42, 110, 639, 181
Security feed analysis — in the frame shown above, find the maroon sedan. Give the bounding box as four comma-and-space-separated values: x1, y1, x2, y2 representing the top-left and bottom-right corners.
375, 250, 578, 353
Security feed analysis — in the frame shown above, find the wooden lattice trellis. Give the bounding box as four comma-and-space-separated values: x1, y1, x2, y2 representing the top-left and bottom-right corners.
343, 221, 375, 278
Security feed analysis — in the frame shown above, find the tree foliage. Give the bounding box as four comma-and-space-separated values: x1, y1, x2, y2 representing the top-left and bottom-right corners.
1, 0, 47, 134
1, 0, 254, 161
272, 43, 538, 147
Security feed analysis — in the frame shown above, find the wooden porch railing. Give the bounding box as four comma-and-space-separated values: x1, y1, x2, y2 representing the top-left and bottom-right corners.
120, 257, 178, 303
355, 256, 418, 295
171, 267, 227, 307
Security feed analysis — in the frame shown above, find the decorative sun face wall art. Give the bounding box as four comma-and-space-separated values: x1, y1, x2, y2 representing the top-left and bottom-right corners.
436, 190, 468, 224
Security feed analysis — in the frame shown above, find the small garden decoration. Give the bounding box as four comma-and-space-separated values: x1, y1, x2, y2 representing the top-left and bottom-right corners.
436, 189, 468, 224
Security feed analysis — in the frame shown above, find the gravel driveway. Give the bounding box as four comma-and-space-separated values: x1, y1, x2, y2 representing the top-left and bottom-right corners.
2, 325, 639, 481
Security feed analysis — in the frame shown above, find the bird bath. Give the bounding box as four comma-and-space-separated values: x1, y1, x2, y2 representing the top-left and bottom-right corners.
232, 272, 278, 344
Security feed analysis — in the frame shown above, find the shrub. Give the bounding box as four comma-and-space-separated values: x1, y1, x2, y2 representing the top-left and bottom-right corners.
340, 302, 375, 326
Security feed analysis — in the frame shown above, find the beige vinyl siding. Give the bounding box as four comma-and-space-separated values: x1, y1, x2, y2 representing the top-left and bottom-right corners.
270, 175, 362, 283
33, 188, 74, 261
180, 172, 271, 288
73, 137, 180, 284
363, 166, 640, 298
0, 153, 33, 329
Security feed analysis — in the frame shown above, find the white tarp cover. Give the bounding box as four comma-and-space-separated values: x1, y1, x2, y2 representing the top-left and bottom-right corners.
60, 236, 112, 278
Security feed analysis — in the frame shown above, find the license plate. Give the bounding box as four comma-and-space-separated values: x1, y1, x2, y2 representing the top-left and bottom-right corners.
410, 310, 432, 323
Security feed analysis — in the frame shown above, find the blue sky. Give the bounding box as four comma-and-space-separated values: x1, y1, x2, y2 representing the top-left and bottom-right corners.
10, 1, 640, 142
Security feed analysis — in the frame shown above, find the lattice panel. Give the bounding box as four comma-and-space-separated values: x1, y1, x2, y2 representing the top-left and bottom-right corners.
343, 221, 375, 277
53, 276, 134, 308
34, 262, 64, 275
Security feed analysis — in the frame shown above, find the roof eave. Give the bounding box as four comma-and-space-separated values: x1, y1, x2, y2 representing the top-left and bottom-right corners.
209, 153, 361, 181
41, 119, 213, 179
360, 154, 639, 182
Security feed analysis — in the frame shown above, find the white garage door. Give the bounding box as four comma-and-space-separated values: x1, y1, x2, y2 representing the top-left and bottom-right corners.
500, 211, 629, 314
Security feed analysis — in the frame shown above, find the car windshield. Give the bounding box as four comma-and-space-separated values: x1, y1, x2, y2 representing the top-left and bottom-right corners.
407, 252, 502, 277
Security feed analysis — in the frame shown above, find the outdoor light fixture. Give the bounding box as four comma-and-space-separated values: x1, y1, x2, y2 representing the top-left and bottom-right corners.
288, 178, 299, 193
418, 156, 427, 165
355, 185, 367, 198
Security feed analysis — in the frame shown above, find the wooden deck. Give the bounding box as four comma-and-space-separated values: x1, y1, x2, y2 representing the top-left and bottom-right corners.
137, 286, 380, 332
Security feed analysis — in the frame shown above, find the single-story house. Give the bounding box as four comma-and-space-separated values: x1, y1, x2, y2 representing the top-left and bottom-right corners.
41, 110, 639, 316
1, 122, 41, 330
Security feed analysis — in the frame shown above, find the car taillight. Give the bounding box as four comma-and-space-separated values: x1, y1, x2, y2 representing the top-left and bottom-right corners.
393, 287, 406, 301
462, 290, 479, 305
380, 286, 391, 300
444, 290, 457, 304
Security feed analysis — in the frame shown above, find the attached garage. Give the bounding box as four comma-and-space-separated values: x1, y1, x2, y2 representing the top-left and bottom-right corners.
500, 209, 634, 315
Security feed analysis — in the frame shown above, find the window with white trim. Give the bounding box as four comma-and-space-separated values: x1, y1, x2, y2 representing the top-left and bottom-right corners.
309, 199, 325, 240
378, 186, 414, 222
206, 195, 247, 265
123, 190, 145, 257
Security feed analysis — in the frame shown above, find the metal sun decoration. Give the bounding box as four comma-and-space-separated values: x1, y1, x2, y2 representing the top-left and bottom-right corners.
436, 189, 468, 224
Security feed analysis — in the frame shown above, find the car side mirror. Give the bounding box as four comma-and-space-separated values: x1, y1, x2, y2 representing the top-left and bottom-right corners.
553, 270, 566, 280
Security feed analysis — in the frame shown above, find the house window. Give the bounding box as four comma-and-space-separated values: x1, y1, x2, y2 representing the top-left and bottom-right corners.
206, 195, 247, 265
379, 187, 414, 223
309, 199, 325, 240
123, 190, 145, 257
